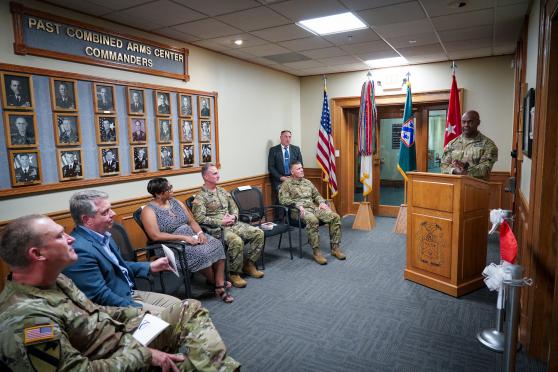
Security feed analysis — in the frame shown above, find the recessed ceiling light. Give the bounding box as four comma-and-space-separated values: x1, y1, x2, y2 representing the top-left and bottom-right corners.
408, 40, 417, 44
297, 12, 367, 36
365, 56, 408, 68
234, 39, 243, 46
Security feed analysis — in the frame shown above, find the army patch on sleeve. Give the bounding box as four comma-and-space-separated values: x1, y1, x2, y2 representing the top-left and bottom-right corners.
24, 324, 60, 372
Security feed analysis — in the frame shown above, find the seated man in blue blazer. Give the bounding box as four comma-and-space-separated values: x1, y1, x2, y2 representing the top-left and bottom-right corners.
63, 190, 181, 314
268, 130, 303, 192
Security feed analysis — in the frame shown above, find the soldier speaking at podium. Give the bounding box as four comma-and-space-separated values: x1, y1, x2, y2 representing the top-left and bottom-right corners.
441, 110, 498, 180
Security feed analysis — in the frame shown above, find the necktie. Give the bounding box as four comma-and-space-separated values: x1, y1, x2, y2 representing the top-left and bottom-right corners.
284, 147, 290, 175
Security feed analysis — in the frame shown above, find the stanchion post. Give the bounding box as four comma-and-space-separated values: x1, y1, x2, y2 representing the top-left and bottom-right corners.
502, 265, 524, 372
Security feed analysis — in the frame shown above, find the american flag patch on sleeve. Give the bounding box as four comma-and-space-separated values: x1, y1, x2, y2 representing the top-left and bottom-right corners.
24, 324, 55, 344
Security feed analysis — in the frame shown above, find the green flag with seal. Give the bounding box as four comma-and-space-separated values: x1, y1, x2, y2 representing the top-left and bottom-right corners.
397, 81, 417, 180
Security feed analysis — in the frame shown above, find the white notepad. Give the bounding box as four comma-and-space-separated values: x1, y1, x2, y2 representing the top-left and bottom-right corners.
132, 313, 170, 346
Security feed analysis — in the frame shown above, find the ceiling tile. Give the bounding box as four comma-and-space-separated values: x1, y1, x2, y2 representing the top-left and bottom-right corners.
496, 0, 530, 6
172, 18, 242, 38
88, 0, 153, 11
384, 31, 439, 48
444, 38, 493, 52
278, 37, 332, 51
154, 27, 201, 42
297, 66, 339, 75
172, 0, 260, 16
197, 34, 269, 49
216, 6, 291, 31
47, 0, 113, 15
438, 25, 493, 42
340, 40, 393, 54
397, 43, 444, 57
405, 54, 447, 63
493, 43, 516, 54
104, 12, 165, 31
420, 0, 495, 17
300, 46, 348, 59
270, 0, 349, 22
221, 49, 254, 59
495, 21, 522, 43
340, 0, 411, 12
104, 1, 205, 28
240, 43, 291, 57
319, 55, 362, 66
251, 24, 314, 42
495, 3, 530, 23
431, 9, 494, 31
357, 1, 426, 27
447, 47, 493, 59
322, 28, 381, 45
283, 60, 325, 69
373, 19, 434, 38
356, 49, 400, 60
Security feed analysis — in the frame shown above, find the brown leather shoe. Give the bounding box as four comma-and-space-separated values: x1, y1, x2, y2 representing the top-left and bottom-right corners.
242, 261, 264, 278
312, 248, 327, 265
229, 274, 247, 288
331, 244, 346, 260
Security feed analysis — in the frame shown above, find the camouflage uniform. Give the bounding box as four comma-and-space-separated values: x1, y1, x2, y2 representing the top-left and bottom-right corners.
192, 186, 263, 273
0, 274, 240, 371
279, 178, 341, 249
441, 132, 498, 180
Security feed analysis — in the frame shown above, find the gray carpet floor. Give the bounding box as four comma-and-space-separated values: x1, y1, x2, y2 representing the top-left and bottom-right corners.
194, 216, 548, 372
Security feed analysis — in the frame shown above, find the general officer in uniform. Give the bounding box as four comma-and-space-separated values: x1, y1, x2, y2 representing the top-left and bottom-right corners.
279, 162, 346, 265
441, 110, 498, 180
0, 214, 240, 371
192, 163, 264, 288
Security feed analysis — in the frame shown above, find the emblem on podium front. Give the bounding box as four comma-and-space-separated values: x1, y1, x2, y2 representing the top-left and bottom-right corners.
416, 222, 444, 266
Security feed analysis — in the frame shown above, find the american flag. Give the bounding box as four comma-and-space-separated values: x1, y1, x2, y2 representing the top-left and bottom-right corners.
24, 325, 54, 343
316, 82, 338, 197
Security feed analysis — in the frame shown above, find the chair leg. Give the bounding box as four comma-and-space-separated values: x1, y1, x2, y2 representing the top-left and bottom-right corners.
260, 238, 266, 270
298, 226, 303, 258
178, 249, 192, 298
287, 229, 293, 260
277, 233, 283, 250
159, 273, 166, 294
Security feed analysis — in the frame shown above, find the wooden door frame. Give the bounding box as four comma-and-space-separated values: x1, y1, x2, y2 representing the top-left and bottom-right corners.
331, 89, 462, 217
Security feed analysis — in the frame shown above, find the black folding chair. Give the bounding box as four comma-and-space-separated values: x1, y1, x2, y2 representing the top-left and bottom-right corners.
285, 205, 326, 258
231, 186, 293, 269
132, 206, 192, 298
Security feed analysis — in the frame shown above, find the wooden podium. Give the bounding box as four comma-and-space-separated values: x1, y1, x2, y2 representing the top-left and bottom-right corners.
404, 172, 490, 297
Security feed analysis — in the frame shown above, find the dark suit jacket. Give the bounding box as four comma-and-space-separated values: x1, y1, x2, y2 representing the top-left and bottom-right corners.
7, 93, 31, 107
63, 227, 150, 307
15, 166, 38, 183
130, 102, 144, 113
56, 95, 75, 109
103, 160, 119, 173
62, 162, 80, 178
132, 131, 146, 141
268, 144, 303, 191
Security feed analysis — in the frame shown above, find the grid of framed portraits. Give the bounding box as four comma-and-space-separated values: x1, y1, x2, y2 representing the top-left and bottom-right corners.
0, 69, 218, 191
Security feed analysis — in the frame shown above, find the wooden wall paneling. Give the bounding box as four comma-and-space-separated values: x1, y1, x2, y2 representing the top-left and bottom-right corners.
516, 191, 532, 346
487, 171, 513, 211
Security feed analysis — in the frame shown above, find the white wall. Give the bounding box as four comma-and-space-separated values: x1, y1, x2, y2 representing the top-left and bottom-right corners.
299, 56, 515, 173
0, 0, 300, 221
520, 0, 540, 204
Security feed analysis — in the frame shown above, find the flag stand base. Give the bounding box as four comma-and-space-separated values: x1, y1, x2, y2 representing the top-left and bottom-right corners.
393, 204, 407, 234
352, 202, 375, 231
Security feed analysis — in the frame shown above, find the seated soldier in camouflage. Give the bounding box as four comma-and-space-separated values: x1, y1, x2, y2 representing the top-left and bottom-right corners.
0, 215, 240, 371
279, 162, 346, 265
192, 164, 264, 288
441, 110, 498, 180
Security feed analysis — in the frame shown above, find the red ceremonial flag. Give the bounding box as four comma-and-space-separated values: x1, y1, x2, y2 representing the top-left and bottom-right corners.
500, 221, 518, 264
444, 74, 462, 146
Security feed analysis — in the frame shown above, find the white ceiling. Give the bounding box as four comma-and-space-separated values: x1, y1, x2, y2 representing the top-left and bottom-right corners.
44, 0, 530, 76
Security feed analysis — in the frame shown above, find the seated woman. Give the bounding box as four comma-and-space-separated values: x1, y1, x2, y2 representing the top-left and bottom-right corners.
141, 177, 233, 303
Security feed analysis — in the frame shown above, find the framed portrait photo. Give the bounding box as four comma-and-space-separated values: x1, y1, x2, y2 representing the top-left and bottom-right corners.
9, 149, 42, 186
156, 118, 173, 143
179, 94, 193, 117
198, 96, 211, 118
3, 112, 38, 148
522, 88, 535, 158
57, 148, 84, 181
199, 120, 211, 142
181, 144, 195, 167
154, 90, 171, 116
129, 117, 147, 144
158, 145, 174, 169
93, 83, 116, 113
50, 78, 78, 111
53, 113, 81, 146
99, 147, 120, 176
180, 119, 194, 143
96, 115, 119, 145
131, 145, 149, 172
127, 87, 145, 115
200, 143, 212, 164
1, 72, 34, 110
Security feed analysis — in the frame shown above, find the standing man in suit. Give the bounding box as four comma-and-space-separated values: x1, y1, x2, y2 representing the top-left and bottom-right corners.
63, 190, 181, 313
268, 130, 303, 193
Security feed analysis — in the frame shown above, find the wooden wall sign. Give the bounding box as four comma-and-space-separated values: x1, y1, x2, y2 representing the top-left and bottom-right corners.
10, 2, 189, 81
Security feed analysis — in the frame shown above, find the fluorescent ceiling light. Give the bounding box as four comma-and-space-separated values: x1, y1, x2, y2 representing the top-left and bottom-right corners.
365, 57, 408, 68
297, 12, 367, 36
